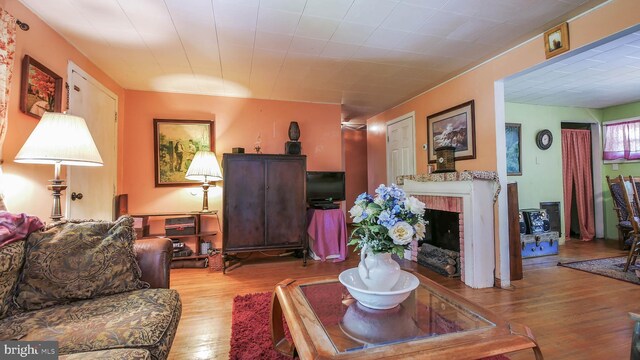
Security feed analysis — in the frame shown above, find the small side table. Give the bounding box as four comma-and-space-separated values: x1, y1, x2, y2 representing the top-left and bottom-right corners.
306, 208, 347, 262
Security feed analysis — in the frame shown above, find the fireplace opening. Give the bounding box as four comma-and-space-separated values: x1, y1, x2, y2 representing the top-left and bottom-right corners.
418, 209, 461, 277
422, 209, 460, 252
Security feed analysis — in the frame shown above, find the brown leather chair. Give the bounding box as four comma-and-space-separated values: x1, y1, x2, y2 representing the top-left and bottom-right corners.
134, 237, 173, 288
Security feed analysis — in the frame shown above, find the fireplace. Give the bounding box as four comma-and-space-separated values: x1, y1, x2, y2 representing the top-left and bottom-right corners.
399, 172, 498, 289
419, 209, 461, 277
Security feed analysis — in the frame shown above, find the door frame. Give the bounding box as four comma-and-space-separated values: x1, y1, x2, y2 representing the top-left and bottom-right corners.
386, 111, 416, 185
560, 120, 604, 239
65, 61, 119, 218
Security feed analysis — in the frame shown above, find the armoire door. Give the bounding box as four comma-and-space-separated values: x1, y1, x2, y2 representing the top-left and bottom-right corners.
266, 158, 306, 247
223, 156, 266, 249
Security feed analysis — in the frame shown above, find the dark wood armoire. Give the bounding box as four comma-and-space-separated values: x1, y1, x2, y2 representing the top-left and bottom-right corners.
222, 153, 307, 272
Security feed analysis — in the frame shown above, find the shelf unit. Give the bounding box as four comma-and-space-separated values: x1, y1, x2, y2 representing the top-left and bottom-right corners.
130, 211, 220, 262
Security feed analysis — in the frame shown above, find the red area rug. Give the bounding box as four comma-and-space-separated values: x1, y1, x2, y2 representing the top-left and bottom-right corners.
229, 292, 510, 360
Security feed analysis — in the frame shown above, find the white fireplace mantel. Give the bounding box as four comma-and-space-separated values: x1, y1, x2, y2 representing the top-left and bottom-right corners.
401, 175, 497, 289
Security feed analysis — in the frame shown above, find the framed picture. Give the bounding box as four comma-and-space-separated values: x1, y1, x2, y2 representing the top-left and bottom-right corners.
427, 100, 476, 163
20, 55, 63, 119
544, 22, 569, 59
505, 123, 522, 176
154, 119, 215, 187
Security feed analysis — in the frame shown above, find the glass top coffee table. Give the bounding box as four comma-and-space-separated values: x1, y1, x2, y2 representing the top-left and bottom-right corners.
271, 271, 542, 359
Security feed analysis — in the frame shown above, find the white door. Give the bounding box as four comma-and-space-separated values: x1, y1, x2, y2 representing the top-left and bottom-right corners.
66, 63, 118, 220
386, 113, 416, 185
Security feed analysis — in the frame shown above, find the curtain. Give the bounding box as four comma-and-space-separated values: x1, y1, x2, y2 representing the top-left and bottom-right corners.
603, 120, 640, 160
0, 8, 16, 211
562, 129, 595, 240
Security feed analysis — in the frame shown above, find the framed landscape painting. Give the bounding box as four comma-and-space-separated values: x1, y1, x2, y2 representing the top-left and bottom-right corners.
154, 119, 214, 187
20, 55, 63, 119
505, 123, 522, 176
427, 100, 476, 163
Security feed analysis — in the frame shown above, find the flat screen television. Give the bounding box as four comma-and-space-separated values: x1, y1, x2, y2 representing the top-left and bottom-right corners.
306, 171, 345, 204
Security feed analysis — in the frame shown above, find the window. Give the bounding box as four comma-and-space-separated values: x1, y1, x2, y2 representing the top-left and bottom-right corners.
603, 119, 640, 161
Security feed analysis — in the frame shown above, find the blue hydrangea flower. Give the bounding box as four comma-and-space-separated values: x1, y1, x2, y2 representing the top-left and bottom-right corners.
377, 210, 398, 228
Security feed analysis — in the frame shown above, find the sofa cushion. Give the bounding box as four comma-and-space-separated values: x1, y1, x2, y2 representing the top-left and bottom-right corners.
14, 216, 148, 311
0, 288, 181, 360
0, 241, 25, 319
59, 349, 151, 360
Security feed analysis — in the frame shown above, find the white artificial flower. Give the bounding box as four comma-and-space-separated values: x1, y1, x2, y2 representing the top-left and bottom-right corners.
414, 221, 426, 240
349, 205, 365, 223
404, 196, 426, 215
389, 221, 415, 245
374, 196, 385, 206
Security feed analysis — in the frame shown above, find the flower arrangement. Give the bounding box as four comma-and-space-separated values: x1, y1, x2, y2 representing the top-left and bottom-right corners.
348, 184, 427, 257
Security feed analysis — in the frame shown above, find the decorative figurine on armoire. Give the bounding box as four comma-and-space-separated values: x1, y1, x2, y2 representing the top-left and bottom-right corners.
285, 121, 301, 155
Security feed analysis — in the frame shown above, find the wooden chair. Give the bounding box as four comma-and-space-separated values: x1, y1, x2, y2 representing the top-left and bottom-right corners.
619, 175, 640, 272
606, 175, 634, 250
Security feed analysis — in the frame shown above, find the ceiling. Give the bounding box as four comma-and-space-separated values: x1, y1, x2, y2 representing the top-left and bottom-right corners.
505, 29, 640, 109
19, 0, 608, 121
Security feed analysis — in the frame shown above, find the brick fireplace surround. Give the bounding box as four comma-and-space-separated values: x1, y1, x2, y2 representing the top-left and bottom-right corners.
399, 172, 499, 289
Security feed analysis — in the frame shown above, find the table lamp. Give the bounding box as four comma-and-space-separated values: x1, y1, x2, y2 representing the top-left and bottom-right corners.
185, 150, 222, 213
14, 112, 103, 221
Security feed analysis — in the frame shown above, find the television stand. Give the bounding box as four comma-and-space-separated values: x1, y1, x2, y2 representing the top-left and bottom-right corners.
310, 201, 339, 210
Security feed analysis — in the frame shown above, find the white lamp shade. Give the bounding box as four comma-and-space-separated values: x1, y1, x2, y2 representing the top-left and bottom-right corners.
186, 150, 222, 182
15, 112, 103, 166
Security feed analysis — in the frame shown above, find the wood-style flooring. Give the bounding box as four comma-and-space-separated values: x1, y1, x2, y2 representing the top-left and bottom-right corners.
168, 239, 638, 359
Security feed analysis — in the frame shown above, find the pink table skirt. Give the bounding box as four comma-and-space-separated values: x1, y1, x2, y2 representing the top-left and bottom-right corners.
306, 208, 348, 262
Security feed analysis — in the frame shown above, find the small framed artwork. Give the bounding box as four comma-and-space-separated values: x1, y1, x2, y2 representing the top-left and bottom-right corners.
544, 22, 569, 59
427, 100, 476, 163
20, 55, 63, 119
154, 119, 215, 187
505, 123, 522, 176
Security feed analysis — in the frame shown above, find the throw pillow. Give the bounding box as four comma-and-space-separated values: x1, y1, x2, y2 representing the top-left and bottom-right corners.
0, 241, 25, 318
15, 216, 148, 311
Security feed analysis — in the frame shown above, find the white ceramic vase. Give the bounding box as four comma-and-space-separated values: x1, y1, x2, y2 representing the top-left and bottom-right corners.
357, 244, 401, 292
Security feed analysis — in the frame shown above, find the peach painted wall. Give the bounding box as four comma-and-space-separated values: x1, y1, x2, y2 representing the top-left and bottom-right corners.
366, 0, 640, 281
122, 90, 342, 222
343, 127, 367, 223
1, 1, 125, 221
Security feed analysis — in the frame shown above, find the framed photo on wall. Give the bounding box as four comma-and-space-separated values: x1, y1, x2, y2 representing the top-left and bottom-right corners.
544, 22, 569, 59
505, 123, 522, 176
154, 119, 215, 187
427, 100, 476, 163
20, 55, 63, 119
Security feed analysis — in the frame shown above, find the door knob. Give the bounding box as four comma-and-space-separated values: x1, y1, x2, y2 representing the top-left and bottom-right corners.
71, 192, 83, 201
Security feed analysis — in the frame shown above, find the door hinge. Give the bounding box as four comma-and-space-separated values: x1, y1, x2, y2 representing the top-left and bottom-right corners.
114, 112, 118, 122
387, 135, 389, 142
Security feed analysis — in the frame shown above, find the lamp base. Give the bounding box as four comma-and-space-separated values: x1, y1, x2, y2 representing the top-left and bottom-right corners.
47, 178, 67, 221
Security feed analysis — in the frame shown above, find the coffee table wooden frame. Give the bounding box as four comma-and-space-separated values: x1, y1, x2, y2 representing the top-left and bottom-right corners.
271, 272, 543, 359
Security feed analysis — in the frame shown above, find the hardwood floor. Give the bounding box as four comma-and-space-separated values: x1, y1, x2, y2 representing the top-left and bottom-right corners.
168, 239, 637, 359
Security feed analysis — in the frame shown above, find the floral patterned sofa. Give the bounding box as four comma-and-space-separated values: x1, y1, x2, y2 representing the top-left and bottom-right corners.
0, 216, 181, 360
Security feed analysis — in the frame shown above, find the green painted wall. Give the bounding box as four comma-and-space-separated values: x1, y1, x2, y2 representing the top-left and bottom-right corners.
505, 103, 602, 243
601, 101, 640, 241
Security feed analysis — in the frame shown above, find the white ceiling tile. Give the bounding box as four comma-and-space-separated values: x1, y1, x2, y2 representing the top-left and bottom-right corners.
256, 8, 300, 34
400, 0, 448, 9
213, 0, 259, 30
260, 0, 306, 13
320, 41, 358, 59
255, 31, 293, 51
304, 0, 354, 19
295, 15, 341, 40
381, 3, 434, 32
344, 0, 399, 26
365, 28, 410, 48
331, 21, 376, 45
288, 36, 327, 55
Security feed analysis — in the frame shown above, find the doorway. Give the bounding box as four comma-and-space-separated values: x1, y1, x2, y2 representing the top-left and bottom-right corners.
66, 62, 118, 220
561, 122, 597, 240
386, 112, 416, 185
